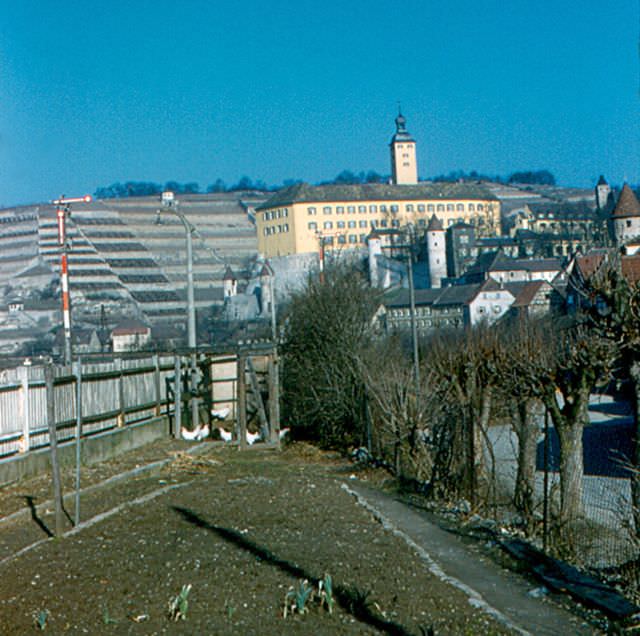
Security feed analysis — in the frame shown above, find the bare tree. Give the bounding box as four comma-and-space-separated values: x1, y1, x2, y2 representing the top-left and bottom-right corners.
281, 261, 381, 449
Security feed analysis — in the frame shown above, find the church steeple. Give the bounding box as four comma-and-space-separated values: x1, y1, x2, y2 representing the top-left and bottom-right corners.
390, 108, 418, 185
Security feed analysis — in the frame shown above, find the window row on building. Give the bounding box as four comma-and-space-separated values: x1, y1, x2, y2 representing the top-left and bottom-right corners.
307, 202, 487, 216
263, 223, 290, 235
263, 208, 289, 220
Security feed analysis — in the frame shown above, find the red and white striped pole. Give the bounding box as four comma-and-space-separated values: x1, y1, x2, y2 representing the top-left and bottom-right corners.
52, 195, 91, 365
60, 252, 72, 364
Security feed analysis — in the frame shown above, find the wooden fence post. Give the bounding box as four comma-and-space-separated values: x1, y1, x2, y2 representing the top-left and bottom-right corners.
153, 353, 161, 416
237, 354, 247, 449
268, 350, 280, 446
247, 356, 269, 441
19, 365, 30, 453
73, 357, 82, 526
115, 358, 125, 427
45, 363, 64, 537
173, 356, 182, 438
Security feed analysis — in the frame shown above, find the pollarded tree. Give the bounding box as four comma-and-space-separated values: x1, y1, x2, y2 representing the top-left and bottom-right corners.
281, 261, 381, 449
512, 318, 615, 526
427, 326, 506, 506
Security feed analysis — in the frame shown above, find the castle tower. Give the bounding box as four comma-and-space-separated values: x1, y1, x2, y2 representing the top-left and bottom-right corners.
367, 230, 383, 287
259, 261, 274, 316
426, 214, 446, 288
390, 109, 418, 185
223, 266, 237, 299
595, 175, 611, 211
611, 184, 640, 252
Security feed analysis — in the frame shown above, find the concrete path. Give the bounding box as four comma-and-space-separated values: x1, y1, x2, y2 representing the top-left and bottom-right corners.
344, 483, 600, 636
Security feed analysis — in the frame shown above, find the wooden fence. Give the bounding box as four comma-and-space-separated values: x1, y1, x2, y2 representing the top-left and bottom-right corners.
0, 347, 279, 460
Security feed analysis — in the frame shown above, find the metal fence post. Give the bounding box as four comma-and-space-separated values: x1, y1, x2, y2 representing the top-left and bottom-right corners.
115, 358, 125, 427
19, 365, 30, 453
268, 350, 280, 446
45, 363, 64, 536
237, 354, 247, 449
153, 353, 161, 416
73, 357, 82, 526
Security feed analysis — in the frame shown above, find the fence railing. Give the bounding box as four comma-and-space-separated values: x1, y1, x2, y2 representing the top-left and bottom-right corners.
0, 347, 279, 461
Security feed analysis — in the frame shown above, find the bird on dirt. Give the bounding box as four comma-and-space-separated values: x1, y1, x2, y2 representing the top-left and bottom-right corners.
181, 424, 210, 441
246, 430, 261, 445
218, 427, 233, 442
180, 426, 199, 441
195, 424, 210, 441
279, 427, 291, 441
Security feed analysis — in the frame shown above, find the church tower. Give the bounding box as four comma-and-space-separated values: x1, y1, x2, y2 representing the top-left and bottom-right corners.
390, 109, 418, 185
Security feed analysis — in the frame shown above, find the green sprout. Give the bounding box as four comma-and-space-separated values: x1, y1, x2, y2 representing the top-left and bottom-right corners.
102, 605, 118, 625
34, 609, 49, 631
283, 579, 314, 618
319, 573, 334, 614
167, 583, 192, 621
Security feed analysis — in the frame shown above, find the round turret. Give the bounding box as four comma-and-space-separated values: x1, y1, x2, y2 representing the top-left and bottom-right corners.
426, 214, 446, 288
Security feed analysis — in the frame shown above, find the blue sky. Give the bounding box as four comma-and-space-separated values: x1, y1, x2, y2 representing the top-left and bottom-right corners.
0, 0, 638, 207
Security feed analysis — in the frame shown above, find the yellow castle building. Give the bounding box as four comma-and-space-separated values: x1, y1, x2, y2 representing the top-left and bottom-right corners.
255, 113, 500, 258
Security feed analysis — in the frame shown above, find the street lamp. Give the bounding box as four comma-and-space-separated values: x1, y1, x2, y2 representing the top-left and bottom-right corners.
157, 191, 199, 430
52, 194, 92, 365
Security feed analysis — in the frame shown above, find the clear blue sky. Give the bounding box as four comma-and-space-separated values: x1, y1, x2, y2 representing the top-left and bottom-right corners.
1, 0, 638, 207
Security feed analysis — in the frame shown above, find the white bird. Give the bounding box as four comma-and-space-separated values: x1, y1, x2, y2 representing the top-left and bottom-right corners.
180, 426, 200, 441
195, 424, 210, 441
218, 427, 232, 442
211, 407, 231, 420
279, 427, 291, 441
246, 430, 261, 445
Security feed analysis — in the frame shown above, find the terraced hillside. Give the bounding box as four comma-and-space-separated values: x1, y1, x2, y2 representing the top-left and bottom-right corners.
0, 191, 265, 330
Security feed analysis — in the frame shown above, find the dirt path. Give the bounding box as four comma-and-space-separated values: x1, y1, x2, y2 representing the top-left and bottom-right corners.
0, 442, 603, 634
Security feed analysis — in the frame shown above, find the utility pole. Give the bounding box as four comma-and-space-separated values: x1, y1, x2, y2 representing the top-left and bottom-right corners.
52, 195, 92, 365
158, 192, 199, 430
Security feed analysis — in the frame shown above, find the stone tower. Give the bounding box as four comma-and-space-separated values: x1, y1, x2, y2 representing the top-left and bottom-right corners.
389, 109, 418, 185
595, 175, 611, 211
426, 214, 446, 288
259, 261, 274, 316
611, 184, 640, 253
367, 230, 383, 286
223, 266, 237, 299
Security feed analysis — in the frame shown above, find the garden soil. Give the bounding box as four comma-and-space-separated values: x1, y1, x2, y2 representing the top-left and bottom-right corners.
0, 440, 601, 635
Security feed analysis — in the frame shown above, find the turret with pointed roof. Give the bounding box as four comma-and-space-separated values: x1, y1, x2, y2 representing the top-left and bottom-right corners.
223, 265, 237, 298
611, 184, 640, 254
426, 214, 446, 288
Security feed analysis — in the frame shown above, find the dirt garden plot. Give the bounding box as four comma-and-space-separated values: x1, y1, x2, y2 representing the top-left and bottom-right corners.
0, 442, 586, 635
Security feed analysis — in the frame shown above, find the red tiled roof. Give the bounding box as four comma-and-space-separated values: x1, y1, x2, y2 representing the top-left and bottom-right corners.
612, 184, 640, 219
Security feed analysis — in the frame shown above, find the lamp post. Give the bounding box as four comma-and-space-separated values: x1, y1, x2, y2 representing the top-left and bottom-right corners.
158, 191, 199, 430
52, 194, 92, 365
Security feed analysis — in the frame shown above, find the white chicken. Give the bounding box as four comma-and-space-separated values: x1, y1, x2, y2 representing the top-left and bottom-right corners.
246, 430, 261, 445
218, 427, 233, 442
181, 423, 210, 441
279, 427, 291, 441
211, 406, 231, 420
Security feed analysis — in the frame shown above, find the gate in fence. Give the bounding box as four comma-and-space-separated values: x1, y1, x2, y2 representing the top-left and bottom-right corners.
0, 345, 280, 461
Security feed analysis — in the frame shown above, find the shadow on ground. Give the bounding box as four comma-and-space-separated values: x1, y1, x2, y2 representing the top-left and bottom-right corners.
172, 505, 430, 636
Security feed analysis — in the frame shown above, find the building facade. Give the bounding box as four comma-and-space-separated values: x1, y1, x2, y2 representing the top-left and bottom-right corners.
256, 181, 500, 258
255, 113, 501, 258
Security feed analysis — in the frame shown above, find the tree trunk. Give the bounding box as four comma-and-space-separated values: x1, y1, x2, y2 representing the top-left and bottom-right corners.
630, 363, 640, 534
555, 418, 584, 524
475, 386, 492, 504
513, 399, 540, 532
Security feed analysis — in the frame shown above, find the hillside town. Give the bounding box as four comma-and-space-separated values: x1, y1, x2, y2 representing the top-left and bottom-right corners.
0, 112, 635, 360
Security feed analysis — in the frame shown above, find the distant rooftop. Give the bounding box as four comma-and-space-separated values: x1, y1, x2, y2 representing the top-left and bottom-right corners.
257, 182, 498, 210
